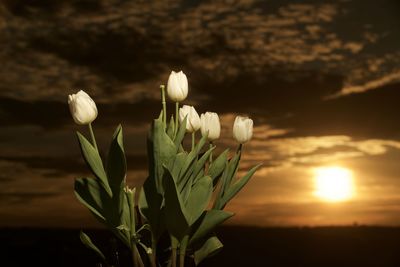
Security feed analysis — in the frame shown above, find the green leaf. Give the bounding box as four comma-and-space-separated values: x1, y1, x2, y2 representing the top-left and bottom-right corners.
189, 209, 234, 245
213, 152, 241, 210
220, 164, 262, 209
106, 125, 127, 227
185, 176, 213, 225
223, 152, 241, 193
138, 177, 163, 239
194, 236, 223, 266
126, 188, 136, 235
80, 231, 106, 261
208, 149, 229, 186
110, 227, 131, 248
193, 132, 208, 155
74, 177, 106, 221
171, 152, 188, 182
76, 132, 112, 196
107, 125, 126, 190
174, 116, 187, 146
178, 133, 208, 184
167, 115, 175, 139
193, 169, 204, 184
163, 166, 189, 240
119, 190, 132, 239
192, 146, 215, 181
148, 113, 177, 194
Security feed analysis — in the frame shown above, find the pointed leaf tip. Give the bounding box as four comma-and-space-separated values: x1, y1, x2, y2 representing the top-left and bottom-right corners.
80, 231, 106, 261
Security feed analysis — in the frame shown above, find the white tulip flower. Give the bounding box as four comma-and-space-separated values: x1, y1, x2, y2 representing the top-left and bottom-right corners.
200, 112, 221, 141
233, 116, 253, 144
68, 90, 98, 125
179, 105, 201, 133
167, 70, 188, 102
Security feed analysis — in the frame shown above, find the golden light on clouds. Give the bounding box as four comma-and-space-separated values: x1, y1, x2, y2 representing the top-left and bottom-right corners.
314, 166, 355, 202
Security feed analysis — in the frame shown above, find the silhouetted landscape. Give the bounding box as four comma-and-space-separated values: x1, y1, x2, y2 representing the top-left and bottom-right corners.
3, 226, 400, 267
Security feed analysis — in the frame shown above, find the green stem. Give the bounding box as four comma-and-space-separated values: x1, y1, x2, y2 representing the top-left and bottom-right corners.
171, 248, 177, 267
132, 247, 138, 267
237, 143, 243, 154
175, 102, 179, 136
150, 235, 157, 267
237, 144, 243, 165
192, 132, 195, 151
179, 235, 189, 267
179, 252, 185, 267
161, 85, 167, 129
88, 122, 98, 150
133, 245, 144, 267
170, 235, 179, 267
209, 142, 213, 163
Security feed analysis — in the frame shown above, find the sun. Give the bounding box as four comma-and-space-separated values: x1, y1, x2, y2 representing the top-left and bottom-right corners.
313, 166, 355, 202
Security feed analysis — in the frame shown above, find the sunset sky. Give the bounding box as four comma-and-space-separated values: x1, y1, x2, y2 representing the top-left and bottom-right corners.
1, 0, 400, 228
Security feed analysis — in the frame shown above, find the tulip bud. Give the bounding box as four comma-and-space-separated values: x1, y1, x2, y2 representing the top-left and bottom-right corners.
233, 116, 253, 144
200, 112, 221, 141
179, 105, 201, 133
167, 70, 188, 102
68, 90, 98, 125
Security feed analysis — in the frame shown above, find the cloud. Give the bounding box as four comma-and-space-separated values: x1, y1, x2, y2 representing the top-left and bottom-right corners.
329, 53, 400, 98
2, 0, 397, 104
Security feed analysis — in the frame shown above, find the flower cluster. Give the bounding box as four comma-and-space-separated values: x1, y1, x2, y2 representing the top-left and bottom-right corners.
68, 70, 260, 267
167, 70, 253, 144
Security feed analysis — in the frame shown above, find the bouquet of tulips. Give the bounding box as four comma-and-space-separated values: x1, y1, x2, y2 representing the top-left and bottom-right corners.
68, 71, 261, 267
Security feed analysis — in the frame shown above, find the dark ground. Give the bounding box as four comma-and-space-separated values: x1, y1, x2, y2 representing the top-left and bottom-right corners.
2, 226, 400, 267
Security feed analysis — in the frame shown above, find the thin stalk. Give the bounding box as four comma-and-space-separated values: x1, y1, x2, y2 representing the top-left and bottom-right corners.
191, 132, 195, 151
160, 85, 167, 128
179, 252, 186, 267
132, 247, 138, 267
149, 235, 157, 267
88, 122, 98, 150
209, 142, 213, 163
170, 235, 179, 267
237, 143, 243, 154
175, 102, 179, 136
132, 245, 144, 267
179, 235, 189, 267
171, 248, 177, 267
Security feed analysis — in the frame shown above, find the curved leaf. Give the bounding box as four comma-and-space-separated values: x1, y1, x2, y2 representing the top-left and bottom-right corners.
167, 115, 175, 139
171, 152, 188, 181
148, 112, 176, 194
174, 116, 187, 146
189, 209, 234, 245
138, 177, 163, 239
80, 231, 106, 261
163, 166, 189, 240
220, 164, 262, 209
74, 177, 105, 221
194, 236, 223, 266
223, 152, 241, 193
214, 152, 241, 210
208, 149, 229, 186
76, 132, 112, 196
192, 147, 215, 181
107, 125, 126, 190
179, 133, 208, 181
185, 176, 213, 225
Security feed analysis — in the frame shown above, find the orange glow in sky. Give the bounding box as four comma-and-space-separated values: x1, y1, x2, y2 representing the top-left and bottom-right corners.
314, 166, 355, 202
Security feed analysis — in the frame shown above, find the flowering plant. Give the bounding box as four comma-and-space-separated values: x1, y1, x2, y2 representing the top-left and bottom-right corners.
68, 71, 260, 267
